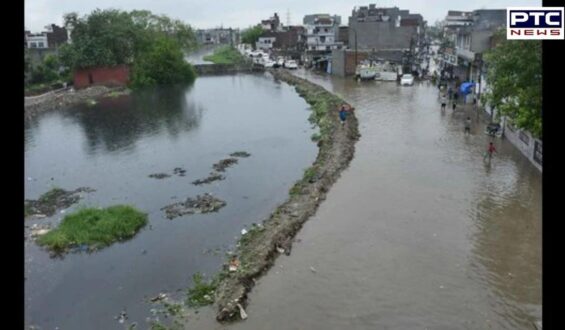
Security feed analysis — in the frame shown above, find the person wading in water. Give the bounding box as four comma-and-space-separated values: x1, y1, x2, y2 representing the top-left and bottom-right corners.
484, 141, 497, 161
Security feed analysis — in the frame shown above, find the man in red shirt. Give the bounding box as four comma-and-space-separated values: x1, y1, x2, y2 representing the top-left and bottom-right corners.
484, 142, 497, 161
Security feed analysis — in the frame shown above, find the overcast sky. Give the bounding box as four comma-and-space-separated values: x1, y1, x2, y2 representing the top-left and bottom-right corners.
25, 0, 542, 32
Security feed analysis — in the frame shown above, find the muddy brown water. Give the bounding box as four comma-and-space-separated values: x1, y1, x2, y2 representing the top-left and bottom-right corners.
24, 74, 317, 329
185, 70, 541, 329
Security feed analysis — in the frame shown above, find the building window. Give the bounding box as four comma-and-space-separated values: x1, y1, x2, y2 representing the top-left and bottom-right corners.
30, 42, 37, 48
38, 42, 44, 48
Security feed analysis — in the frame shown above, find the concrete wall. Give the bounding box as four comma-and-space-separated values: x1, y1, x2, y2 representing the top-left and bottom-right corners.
332, 49, 404, 76
504, 124, 542, 172
331, 50, 346, 76
193, 63, 262, 75
349, 20, 416, 50
470, 30, 493, 54
330, 49, 369, 76
74, 65, 130, 89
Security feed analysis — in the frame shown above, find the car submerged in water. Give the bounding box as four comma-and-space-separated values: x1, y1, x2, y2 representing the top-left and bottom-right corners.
400, 74, 415, 86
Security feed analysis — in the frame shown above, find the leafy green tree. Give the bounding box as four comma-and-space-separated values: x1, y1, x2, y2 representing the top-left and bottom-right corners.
482, 29, 542, 138
241, 26, 264, 47
59, 9, 197, 88
61, 9, 138, 69
131, 37, 196, 88
129, 10, 196, 52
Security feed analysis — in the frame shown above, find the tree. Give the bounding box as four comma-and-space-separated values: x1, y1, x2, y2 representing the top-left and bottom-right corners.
131, 37, 196, 88
241, 26, 264, 47
59, 9, 197, 88
482, 29, 542, 138
61, 9, 138, 69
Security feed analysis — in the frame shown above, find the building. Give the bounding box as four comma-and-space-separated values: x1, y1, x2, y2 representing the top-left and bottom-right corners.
337, 26, 349, 45
347, 5, 425, 72
261, 13, 283, 32
303, 14, 343, 71
439, 10, 505, 82
255, 26, 306, 51
329, 4, 425, 76
256, 34, 276, 51
25, 33, 49, 49
304, 14, 343, 51
276, 26, 306, 51
45, 24, 68, 48
24, 24, 68, 49
196, 28, 239, 45
348, 5, 425, 50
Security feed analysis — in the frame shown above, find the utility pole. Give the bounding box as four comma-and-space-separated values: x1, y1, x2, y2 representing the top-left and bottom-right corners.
352, 27, 358, 70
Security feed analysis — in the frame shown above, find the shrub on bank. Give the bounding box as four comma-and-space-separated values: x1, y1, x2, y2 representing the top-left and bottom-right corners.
131, 37, 197, 88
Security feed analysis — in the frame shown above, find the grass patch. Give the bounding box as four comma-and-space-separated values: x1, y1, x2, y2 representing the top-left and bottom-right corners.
239, 223, 266, 247
150, 322, 169, 330
163, 302, 183, 316
203, 46, 246, 65
289, 182, 304, 196
303, 167, 317, 182
36, 205, 148, 253
311, 132, 322, 142
186, 273, 217, 307
38, 187, 68, 204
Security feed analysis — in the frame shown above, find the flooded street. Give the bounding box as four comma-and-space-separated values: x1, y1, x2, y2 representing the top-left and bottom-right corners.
188, 70, 541, 329
24, 74, 317, 329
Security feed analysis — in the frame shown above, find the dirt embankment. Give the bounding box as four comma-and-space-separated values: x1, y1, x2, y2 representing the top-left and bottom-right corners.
24, 86, 128, 119
211, 69, 360, 322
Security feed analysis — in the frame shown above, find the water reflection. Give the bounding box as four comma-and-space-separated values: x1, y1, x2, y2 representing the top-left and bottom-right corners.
61, 84, 202, 155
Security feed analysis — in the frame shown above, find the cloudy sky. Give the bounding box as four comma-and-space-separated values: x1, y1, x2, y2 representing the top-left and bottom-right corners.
25, 0, 542, 32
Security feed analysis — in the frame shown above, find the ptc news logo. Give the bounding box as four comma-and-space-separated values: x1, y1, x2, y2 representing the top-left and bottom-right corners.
507, 7, 564, 39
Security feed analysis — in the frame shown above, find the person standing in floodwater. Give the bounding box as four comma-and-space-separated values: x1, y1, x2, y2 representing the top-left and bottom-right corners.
484, 142, 497, 161
465, 117, 471, 134
441, 95, 447, 111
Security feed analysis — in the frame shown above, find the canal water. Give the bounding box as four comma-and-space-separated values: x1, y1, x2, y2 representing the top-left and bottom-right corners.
24, 73, 317, 329
187, 70, 542, 329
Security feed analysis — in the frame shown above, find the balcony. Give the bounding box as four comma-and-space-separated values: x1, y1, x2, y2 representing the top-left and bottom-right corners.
456, 47, 475, 61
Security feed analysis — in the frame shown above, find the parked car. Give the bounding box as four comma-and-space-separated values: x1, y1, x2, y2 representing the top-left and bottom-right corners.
263, 59, 276, 68
400, 74, 414, 86
284, 60, 298, 69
